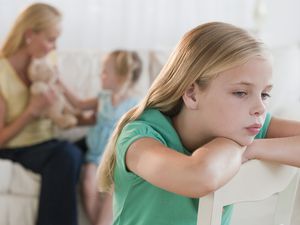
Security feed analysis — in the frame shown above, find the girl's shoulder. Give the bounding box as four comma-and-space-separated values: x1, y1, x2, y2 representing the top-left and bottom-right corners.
120, 108, 187, 153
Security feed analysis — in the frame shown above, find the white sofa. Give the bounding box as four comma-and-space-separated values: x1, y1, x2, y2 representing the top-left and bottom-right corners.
0, 159, 41, 225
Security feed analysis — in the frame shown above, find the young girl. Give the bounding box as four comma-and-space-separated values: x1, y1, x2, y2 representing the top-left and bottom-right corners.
60, 50, 142, 225
97, 22, 300, 225
0, 3, 82, 225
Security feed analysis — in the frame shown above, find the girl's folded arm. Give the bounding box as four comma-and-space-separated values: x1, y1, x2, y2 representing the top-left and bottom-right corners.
126, 137, 245, 198
244, 117, 300, 167
267, 117, 300, 138
245, 137, 300, 167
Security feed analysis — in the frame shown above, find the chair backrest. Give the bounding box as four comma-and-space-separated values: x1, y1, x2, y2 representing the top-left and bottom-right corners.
197, 160, 299, 225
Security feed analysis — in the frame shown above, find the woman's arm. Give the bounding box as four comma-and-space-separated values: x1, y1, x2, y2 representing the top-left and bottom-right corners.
57, 78, 98, 111
243, 117, 300, 167
126, 137, 245, 198
0, 91, 55, 147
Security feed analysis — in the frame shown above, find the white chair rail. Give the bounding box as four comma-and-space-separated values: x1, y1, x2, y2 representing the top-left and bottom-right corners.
197, 160, 299, 225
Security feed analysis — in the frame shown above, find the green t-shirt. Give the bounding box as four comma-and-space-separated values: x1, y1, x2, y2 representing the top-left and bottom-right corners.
113, 109, 271, 225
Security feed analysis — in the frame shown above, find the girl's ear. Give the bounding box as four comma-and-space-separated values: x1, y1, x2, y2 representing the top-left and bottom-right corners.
182, 83, 200, 110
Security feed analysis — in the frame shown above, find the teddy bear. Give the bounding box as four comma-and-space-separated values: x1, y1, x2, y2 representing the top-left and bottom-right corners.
28, 57, 78, 129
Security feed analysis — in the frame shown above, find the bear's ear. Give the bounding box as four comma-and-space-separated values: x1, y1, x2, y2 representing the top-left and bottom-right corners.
28, 58, 54, 82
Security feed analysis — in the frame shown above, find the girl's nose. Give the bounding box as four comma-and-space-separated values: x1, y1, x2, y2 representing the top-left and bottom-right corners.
250, 98, 266, 116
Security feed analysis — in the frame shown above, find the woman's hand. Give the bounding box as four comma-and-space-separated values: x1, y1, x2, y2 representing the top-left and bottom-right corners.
0, 89, 56, 146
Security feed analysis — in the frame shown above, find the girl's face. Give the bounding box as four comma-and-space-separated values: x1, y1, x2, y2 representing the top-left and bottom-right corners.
100, 57, 124, 91
194, 57, 273, 146
27, 24, 61, 58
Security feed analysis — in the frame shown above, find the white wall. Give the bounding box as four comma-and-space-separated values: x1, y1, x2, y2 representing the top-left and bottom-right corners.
1, 1, 300, 146
1, 0, 299, 51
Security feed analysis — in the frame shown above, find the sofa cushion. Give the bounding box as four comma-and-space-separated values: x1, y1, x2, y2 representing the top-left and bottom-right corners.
0, 159, 40, 196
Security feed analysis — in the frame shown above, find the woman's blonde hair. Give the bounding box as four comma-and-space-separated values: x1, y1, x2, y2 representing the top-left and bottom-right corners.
97, 22, 269, 192
0, 3, 61, 57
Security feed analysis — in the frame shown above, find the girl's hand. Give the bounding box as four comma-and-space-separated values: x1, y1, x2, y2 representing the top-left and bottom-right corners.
27, 88, 57, 118
242, 141, 257, 163
242, 152, 250, 163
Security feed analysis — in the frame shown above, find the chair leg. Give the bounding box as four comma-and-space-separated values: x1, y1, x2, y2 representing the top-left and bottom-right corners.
198, 193, 223, 225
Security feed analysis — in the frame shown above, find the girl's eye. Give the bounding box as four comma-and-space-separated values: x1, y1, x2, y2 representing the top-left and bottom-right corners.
261, 93, 271, 100
233, 91, 247, 97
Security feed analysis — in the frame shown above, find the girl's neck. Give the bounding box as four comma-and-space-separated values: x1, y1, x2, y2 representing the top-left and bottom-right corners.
110, 81, 134, 106
111, 90, 130, 106
172, 109, 213, 152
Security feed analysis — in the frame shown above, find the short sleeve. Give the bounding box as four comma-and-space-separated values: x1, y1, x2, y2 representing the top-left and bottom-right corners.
116, 121, 167, 174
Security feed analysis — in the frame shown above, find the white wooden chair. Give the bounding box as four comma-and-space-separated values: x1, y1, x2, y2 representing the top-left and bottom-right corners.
197, 160, 299, 225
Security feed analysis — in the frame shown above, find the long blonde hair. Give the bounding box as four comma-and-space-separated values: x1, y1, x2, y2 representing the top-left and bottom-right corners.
97, 22, 269, 192
0, 3, 61, 57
